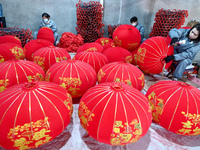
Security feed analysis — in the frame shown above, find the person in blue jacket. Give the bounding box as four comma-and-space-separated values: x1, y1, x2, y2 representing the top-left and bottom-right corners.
35, 12, 58, 45
164, 23, 200, 80
130, 16, 146, 43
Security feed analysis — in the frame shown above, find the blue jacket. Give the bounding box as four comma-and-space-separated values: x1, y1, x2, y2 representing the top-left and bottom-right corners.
135, 22, 145, 39
39, 19, 58, 33
169, 28, 200, 61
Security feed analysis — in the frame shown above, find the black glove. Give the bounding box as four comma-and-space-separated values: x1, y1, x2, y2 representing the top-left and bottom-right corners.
170, 37, 178, 45
164, 55, 174, 63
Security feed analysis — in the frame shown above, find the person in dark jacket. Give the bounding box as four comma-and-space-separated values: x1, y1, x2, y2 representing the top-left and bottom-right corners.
130, 16, 146, 43
35, 13, 58, 45
164, 23, 200, 80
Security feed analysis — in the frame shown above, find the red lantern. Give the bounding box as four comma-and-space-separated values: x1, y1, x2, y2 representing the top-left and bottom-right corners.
33, 46, 71, 72
98, 62, 145, 91
103, 46, 133, 63
113, 24, 141, 51
0, 59, 45, 92
45, 60, 97, 98
102, 42, 116, 52
24, 39, 54, 60
135, 36, 174, 74
37, 27, 55, 44
0, 43, 25, 61
76, 42, 103, 53
146, 80, 200, 135
0, 35, 22, 46
131, 47, 140, 66
0, 81, 73, 149
74, 51, 108, 73
78, 82, 152, 145
95, 37, 113, 46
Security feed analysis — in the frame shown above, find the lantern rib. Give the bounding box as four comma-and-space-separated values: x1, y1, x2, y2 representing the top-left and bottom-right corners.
158, 37, 165, 55
17, 63, 30, 79
5, 63, 12, 82
189, 90, 200, 120
28, 91, 34, 137
97, 91, 115, 140
128, 65, 138, 89
19, 61, 35, 73
13, 92, 27, 138
143, 43, 162, 58
111, 91, 118, 142
186, 89, 190, 120
14, 63, 19, 84
105, 64, 119, 82
168, 88, 184, 130
113, 65, 121, 81
48, 48, 52, 69
91, 53, 96, 71
76, 62, 93, 83
57, 63, 70, 83
0, 62, 9, 72
0, 91, 23, 126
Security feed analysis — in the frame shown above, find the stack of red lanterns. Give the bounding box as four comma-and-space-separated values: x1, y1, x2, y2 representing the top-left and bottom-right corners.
76, 1, 104, 43
107, 24, 121, 39
149, 8, 188, 37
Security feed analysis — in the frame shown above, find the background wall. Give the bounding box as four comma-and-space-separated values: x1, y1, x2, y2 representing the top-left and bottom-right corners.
0, 0, 199, 39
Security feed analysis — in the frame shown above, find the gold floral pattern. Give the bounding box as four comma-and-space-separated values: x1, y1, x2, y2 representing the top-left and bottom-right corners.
7, 117, 52, 149
85, 47, 97, 52
138, 74, 145, 89
97, 69, 105, 82
33, 56, 45, 70
110, 119, 142, 145
0, 79, 9, 92
100, 39, 110, 46
10, 46, 25, 59
134, 47, 146, 64
0, 55, 4, 63
56, 56, 68, 62
63, 93, 73, 116
128, 43, 138, 50
114, 36, 122, 46
27, 73, 44, 82
125, 55, 133, 63
115, 78, 132, 86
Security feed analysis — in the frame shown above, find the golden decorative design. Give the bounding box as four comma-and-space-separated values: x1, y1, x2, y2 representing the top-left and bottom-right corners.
0, 79, 9, 92
125, 55, 133, 63
115, 78, 132, 86
134, 47, 146, 64
27, 73, 44, 82
0, 55, 4, 63
7, 117, 52, 149
85, 47, 97, 52
177, 111, 200, 135
33, 56, 45, 70
147, 91, 164, 123
78, 101, 95, 130
110, 119, 142, 145
45, 73, 51, 81
97, 69, 105, 82
59, 77, 82, 97
100, 39, 110, 46
114, 36, 122, 46
128, 43, 138, 50
63, 93, 73, 116
10, 46, 25, 59
56, 56, 68, 62
138, 74, 145, 88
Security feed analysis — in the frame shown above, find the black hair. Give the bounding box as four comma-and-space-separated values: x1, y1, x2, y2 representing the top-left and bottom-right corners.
187, 23, 200, 42
130, 16, 138, 23
42, 13, 50, 18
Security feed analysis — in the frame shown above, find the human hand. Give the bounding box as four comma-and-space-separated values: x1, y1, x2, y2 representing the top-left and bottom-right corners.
164, 55, 174, 63
170, 37, 178, 45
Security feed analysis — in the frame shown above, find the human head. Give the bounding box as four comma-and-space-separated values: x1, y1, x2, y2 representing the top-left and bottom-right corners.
42, 12, 50, 19
130, 16, 138, 26
188, 23, 200, 42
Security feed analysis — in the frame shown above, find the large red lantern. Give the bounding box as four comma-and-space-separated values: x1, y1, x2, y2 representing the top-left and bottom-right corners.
103, 46, 133, 63
45, 60, 97, 98
24, 39, 54, 60
113, 24, 141, 52
102, 42, 116, 52
146, 80, 200, 135
33, 46, 71, 72
95, 37, 113, 46
97, 62, 145, 91
0, 43, 25, 61
0, 35, 22, 46
134, 36, 174, 74
78, 82, 152, 145
0, 81, 73, 149
0, 59, 45, 92
37, 27, 55, 44
76, 42, 103, 53
74, 51, 108, 73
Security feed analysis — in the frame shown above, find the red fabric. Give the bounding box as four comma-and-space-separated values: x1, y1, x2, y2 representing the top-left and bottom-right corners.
0, 43, 25, 62
74, 51, 108, 73
146, 80, 200, 135
103, 46, 133, 63
45, 60, 97, 98
113, 24, 141, 52
76, 42, 103, 54
135, 36, 174, 74
78, 82, 152, 145
33, 46, 71, 72
37, 27, 55, 44
97, 62, 145, 91
95, 37, 113, 46
0, 59, 45, 92
102, 42, 116, 52
131, 47, 139, 66
24, 39, 54, 60
57, 32, 84, 52
0, 35, 22, 46
0, 81, 73, 149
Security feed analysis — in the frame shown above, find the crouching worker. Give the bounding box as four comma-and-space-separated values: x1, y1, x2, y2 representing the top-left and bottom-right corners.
164, 23, 200, 80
